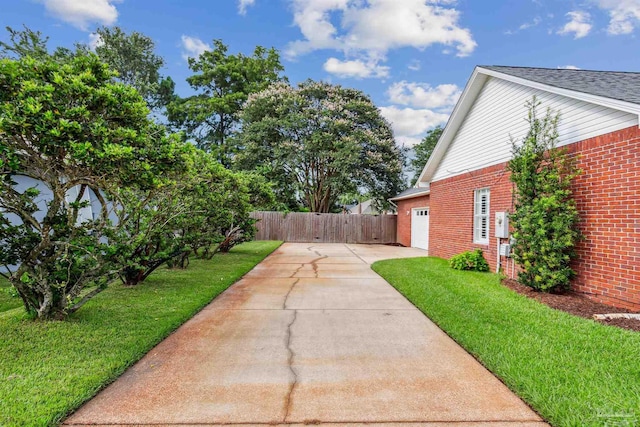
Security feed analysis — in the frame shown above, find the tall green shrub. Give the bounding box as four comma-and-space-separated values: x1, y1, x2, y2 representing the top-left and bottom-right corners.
507, 97, 581, 292
0, 54, 186, 319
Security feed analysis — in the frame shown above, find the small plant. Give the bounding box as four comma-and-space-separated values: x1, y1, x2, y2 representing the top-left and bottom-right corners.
450, 249, 490, 272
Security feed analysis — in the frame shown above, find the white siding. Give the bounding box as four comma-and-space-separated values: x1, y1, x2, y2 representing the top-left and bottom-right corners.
432, 77, 638, 182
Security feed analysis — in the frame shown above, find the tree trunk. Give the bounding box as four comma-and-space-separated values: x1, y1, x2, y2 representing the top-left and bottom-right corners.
169, 252, 190, 269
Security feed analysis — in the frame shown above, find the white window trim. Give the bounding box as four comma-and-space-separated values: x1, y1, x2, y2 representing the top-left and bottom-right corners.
473, 188, 490, 244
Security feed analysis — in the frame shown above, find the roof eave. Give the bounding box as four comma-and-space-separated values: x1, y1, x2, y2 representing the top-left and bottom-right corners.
389, 189, 431, 202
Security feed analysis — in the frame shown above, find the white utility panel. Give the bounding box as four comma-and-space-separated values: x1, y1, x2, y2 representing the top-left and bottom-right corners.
495, 212, 509, 238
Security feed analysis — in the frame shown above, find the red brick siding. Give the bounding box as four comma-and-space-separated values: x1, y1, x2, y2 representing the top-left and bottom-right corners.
429, 164, 513, 273
429, 125, 640, 310
396, 195, 430, 247
567, 126, 640, 310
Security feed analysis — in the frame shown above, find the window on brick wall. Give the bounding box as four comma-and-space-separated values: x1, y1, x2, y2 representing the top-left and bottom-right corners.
474, 188, 490, 244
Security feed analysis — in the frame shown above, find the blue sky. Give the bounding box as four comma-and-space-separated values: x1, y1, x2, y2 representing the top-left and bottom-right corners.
2, 0, 640, 147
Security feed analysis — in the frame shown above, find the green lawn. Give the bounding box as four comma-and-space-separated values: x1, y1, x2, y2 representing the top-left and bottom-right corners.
0, 240, 281, 427
372, 257, 640, 427
0, 276, 23, 313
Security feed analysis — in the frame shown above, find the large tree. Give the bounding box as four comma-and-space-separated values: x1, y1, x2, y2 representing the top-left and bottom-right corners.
0, 26, 49, 60
235, 80, 405, 213
0, 25, 82, 62
0, 54, 186, 319
410, 125, 443, 185
168, 40, 286, 166
91, 26, 175, 112
1, 25, 175, 115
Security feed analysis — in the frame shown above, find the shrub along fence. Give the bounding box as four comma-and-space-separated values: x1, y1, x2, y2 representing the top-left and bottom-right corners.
250, 211, 397, 244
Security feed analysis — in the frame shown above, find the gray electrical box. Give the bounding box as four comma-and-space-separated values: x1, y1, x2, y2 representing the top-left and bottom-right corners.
499, 243, 512, 257
495, 212, 509, 238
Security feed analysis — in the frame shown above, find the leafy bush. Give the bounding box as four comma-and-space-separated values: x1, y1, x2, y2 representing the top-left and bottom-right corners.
449, 249, 490, 272
507, 98, 581, 292
113, 149, 275, 283
0, 54, 186, 319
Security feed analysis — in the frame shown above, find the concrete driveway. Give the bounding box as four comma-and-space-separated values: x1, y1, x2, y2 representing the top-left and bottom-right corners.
65, 243, 546, 426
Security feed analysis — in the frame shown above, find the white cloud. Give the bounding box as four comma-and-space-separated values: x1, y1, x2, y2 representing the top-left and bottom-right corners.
181, 35, 211, 60
379, 105, 449, 145
238, 0, 255, 15
595, 0, 640, 35
519, 16, 542, 30
558, 65, 580, 70
88, 33, 104, 50
387, 81, 461, 109
505, 13, 542, 34
42, 0, 120, 31
558, 11, 592, 39
407, 60, 421, 71
285, 0, 476, 78
323, 57, 390, 78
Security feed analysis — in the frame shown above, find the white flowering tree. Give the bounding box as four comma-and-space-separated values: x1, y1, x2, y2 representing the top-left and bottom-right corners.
235, 80, 405, 213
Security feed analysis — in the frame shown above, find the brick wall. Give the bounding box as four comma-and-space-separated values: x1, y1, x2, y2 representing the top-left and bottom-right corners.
429, 164, 513, 273
428, 125, 640, 310
567, 126, 640, 310
395, 195, 430, 247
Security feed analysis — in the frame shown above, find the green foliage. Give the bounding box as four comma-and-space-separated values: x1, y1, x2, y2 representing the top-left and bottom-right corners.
373, 257, 640, 427
411, 125, 442, 186
0, 277, 22, 313
170, 151, 264, 261
0, 241, 281, 426
113, 148, 274, 282
0, 53, 186, 319
91, 26, 175, 112
168, 40, 286, 166
0, 25, 89, 63
507, 98, 581, 292
235, 80, 405, 213
0, 25, 49, 60
449, 249, 490, 272
0, 27, 273, 316
113, 186, 189, 286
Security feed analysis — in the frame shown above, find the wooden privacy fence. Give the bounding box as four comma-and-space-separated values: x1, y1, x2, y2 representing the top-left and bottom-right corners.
250, 211, 397, 244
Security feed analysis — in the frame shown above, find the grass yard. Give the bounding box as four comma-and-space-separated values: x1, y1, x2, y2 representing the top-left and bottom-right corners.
372, 257, 640, 427
0, 276, 23, 313
0, 240, 281, 427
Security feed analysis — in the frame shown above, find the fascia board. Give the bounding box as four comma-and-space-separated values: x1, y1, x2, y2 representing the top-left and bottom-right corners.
389, 189, 430, 202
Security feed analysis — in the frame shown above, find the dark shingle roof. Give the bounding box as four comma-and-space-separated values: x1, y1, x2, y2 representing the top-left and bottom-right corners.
390, 187, 429, 201
481, 66, 640, 106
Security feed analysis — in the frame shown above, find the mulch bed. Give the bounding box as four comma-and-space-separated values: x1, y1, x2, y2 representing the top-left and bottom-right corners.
501, 278, 640, 332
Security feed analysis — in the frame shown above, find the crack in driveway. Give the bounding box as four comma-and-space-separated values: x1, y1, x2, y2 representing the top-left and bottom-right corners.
283, 279, 300, 310
282, 309, 299, 422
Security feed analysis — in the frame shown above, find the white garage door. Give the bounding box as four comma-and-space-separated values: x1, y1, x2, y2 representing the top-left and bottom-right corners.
411, 207, 429, 250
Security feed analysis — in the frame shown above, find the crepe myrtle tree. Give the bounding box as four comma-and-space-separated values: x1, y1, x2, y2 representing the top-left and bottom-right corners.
0, 54, 186, 319
235, 80, 405, 213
